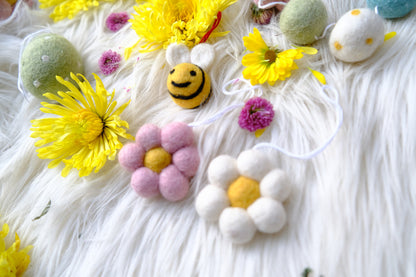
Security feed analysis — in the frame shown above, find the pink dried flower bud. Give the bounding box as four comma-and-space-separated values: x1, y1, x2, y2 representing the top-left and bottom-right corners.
238, 97, 275, 132
106, 12, 129, 32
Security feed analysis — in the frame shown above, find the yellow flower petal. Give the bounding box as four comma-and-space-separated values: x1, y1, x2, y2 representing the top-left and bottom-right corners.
384, 31, 396, 42
308, 68, 327, 85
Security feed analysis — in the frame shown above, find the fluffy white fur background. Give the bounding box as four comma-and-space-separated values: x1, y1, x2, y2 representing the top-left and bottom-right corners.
1, 0, 416, 276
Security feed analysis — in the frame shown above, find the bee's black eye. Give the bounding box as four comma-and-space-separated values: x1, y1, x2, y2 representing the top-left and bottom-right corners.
170, 69, 175, 74
190, 70, 196, 76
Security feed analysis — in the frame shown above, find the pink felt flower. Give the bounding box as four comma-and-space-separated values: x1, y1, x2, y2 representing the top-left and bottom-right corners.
98, 50, 121, 75
238, 97, 275, 132
118, 122, 200, 202
106, 12, 129, 32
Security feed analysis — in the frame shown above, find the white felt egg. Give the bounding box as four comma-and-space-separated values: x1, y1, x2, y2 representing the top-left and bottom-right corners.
329, 8, 385, 63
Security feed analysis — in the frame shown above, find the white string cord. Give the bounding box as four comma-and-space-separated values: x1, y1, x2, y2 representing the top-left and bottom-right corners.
257, 0, 288, 10
188, 103, 245, 128
253, 84, 343, 160
314, 23, 336, 40
222, 78, 263, 96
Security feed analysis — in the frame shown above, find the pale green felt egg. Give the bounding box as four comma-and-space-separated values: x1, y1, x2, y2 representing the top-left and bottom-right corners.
20, 33, 84, 100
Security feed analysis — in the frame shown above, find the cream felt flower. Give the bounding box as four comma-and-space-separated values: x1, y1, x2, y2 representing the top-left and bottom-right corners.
195, 149, 291, 244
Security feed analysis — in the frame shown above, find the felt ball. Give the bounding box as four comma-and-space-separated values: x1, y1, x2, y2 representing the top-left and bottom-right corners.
143, 147, 172, 173
20, 33, 84, 100
367, 0, 416, 19
237, 150, 270, 182
161, 122, 194, 154
260, 169, 291, 202
227, 176, 261, 209
136, 124, 161, 151
247, 198, 286, 233
118, 143, 145, 171
167, 63, 212, 109
159, 165, 190, 201
219, 207, 257, 244
279, 0, 328, 45
207, 155, 240, 189
0, 0, 12, 20
329, 9, 385, 63
131, 167, 160, 198
172, 146, 200, 177
195, 185, 230, 221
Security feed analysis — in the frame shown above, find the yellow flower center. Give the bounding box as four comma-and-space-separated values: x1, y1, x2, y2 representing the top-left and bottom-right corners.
264, 50, 277, 63
227, 176, 261, 209
144, 147, 172, 173
71, 109, 103, 145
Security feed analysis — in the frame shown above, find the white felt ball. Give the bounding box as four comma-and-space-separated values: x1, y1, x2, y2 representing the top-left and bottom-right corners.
260, 169, 291, 202
329, 8, 385, 63
195, 185, 230, 221
219, 207, 257, 244
237, 149, 270, 181
247, 198, 286, 234
207, 155, 239, 189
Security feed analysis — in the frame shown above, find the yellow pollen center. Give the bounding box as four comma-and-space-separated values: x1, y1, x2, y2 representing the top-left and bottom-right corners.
72, 109, 103, 145
144, 147, 172, 173
366, 38, 373, 45
334, 41, 343, 50
264, 50, 277, 63
227, 176, 261, 209
351, 9, 361, 15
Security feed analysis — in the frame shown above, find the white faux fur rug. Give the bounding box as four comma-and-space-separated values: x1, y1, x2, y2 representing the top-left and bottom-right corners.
1, 0, 416, 276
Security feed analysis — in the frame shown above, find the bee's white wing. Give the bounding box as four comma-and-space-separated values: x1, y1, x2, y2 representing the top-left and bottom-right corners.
166, 43, 191, 67
191, 43, 215, 70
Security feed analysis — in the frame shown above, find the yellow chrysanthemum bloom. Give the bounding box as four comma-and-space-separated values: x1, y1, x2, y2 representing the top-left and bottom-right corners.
0, 224, 32, 277
242, 28, 318, 86
126, 0, 237, 58
39, 0, 116, 22
31, 73, 134, 177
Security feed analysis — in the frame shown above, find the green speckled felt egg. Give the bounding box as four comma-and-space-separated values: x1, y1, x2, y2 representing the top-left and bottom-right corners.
279, 0, 328, 45
20, 33, 84, 100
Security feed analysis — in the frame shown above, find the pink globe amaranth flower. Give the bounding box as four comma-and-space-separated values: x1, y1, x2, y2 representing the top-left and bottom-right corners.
238, 97, 275, 132
98, 50, 121, 75
118, 122, 200, 202
106, 12, 129, 32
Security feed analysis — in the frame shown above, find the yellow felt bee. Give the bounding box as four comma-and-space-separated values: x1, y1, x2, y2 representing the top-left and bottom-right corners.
166, 43, 215, 109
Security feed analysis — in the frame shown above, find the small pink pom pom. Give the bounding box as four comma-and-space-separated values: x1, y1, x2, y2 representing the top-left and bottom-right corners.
0, 0, 12, 20
105, 12, 129, 32
136, 124, 161, 151
172, 146, 200, 177
159, 165, 190, 202
118, 143, 145, 171
131, 167, 160, 198
161, 122, 194, 154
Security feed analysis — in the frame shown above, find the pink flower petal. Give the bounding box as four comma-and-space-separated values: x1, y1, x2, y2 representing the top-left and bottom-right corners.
131, 167, 160, 198
118, 143, 145, 171
136, 124, 161, 151
161, 122, 194, 154
172, 146, 200, 177
159, 165, 190, 201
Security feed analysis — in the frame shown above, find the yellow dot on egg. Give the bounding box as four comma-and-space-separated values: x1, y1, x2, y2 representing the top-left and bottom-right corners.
144, 147, 172, 173
227, 176, 261, 209
351, 9, 361, 16
334, 41, 343, 50
366, 38, 373, 45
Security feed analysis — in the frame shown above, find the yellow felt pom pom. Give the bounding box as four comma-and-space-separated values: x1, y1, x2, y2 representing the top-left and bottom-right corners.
144, 147, 172, 173
227, 176, 261, 209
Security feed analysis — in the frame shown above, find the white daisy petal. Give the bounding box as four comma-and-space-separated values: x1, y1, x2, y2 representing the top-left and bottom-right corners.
237, 149, 270, 181
260, 169, 291, 202
247, 197, 286, 234
195, 185, 230, 221
207, 155, 239, 189
219, 207, 257, 244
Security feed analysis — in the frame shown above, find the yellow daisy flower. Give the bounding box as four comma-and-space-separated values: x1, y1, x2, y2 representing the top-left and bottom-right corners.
0, 224, 32, 277
126, 0, 237, 58
242, 28, 318, 86
31, 73, 134, 177
39, 0, 116, 22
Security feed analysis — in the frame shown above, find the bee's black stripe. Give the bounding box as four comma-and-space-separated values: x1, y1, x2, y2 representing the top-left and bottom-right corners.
169, 66, 205, 100
191, 87, 212, 109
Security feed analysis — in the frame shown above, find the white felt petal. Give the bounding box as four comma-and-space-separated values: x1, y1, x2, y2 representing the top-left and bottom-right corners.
247, 198, 286, 234
166, 43, 190, 67
219, 207, 257, 244
237, 150, 270, 181
207, 155, 239, 189
190, 43, 215, 70
195, 185, 230, 221
260, 169, 291, 202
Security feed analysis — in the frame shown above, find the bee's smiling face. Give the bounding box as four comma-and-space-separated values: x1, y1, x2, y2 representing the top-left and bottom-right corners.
167, 63, 204, 97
